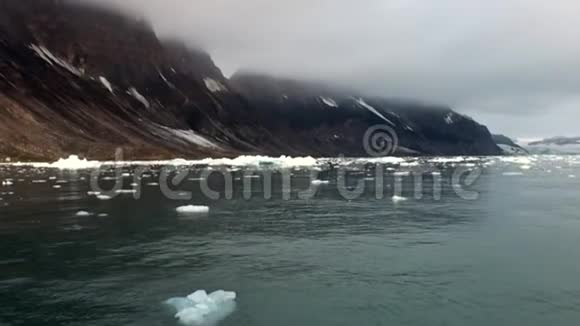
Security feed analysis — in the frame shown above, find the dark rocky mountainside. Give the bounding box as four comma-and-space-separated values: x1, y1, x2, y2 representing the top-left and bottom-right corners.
0, 0, 501, 161
492, 134, 528, 155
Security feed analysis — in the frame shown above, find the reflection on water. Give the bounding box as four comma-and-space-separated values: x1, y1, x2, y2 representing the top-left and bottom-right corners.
1, 156, 580, 325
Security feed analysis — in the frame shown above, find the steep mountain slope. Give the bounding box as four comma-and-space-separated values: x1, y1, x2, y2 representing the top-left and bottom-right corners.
0, 0, 501, 161
230, 73, 501, 156
492, 134, 528, 155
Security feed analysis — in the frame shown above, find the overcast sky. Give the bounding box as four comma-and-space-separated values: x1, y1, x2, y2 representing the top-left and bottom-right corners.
88, 0, 580, 138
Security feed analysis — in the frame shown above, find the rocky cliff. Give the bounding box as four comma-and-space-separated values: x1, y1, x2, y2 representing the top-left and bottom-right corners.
0, 0, 502, 161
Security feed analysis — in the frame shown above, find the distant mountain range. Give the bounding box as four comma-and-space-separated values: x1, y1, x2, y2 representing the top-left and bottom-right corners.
0, 0, 502, 161
518, 137, 580, 155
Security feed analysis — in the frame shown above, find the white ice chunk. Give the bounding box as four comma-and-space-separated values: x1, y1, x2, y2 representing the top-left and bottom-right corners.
97, 195, 113, 201
49, 155, 101, 170
1, 180, 13, 186
176, 205, 210, 215
392, 195, 407, 203
75, 211, 91, 217
115, 189, 137, 194
187, 290, 209, 303
165, 289, 237, 326
502, 172, 524, 176
311, 179, 330, 185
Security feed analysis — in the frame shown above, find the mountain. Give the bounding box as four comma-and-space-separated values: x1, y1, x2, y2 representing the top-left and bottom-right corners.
528, 137, 580, 146
0, 0, 502, 161
492, 134, 528, 155
521, 137, 580, 155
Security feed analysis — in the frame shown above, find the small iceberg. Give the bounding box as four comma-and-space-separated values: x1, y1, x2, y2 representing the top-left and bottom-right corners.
311, 179, 330, 185
176, 205, 210, 215
392, 195, 407, 203
165, 289, 237, 326
75, 211, 91, 217
502, 172, 524, 176
49, 155, 101, 170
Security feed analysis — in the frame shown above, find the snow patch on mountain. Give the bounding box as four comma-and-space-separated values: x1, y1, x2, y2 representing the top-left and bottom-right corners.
99, 77, 113, 93
204, 78, 227, 93
320, 96, 338, 108
29, 44, 83, 76
157, 126, 221, 149
354, 98, 395, 127
128, 87, 150, 108
444, 113, 455, 124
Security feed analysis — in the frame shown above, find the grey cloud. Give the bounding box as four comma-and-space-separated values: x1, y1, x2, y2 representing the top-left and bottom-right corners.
81, 0, 580, 137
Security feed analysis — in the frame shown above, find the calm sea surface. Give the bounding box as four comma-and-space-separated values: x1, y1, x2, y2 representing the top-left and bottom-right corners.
1, 156, 579, 326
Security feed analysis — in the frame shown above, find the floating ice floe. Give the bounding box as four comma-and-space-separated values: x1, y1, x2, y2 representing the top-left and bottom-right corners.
32, 180, 48, 184
75, 211, 91, 217
97, 195, 113, 201
1, 180, 13, 186
52, 185, 62, 189
48, 155, 101, 170
499, 156, 535, 166
311, 179, 330, 185
0, 155, 318, 170
392, 195, 407, 203
427, 157, 470, 164
193, 155, 318, 168
165, 289, 237, 326
176, 205, 210, 215
502, 172, 524, 176
115, 189, 137, 194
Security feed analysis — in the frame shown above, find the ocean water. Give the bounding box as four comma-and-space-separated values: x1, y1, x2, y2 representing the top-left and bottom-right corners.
1, 156, 580, 326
